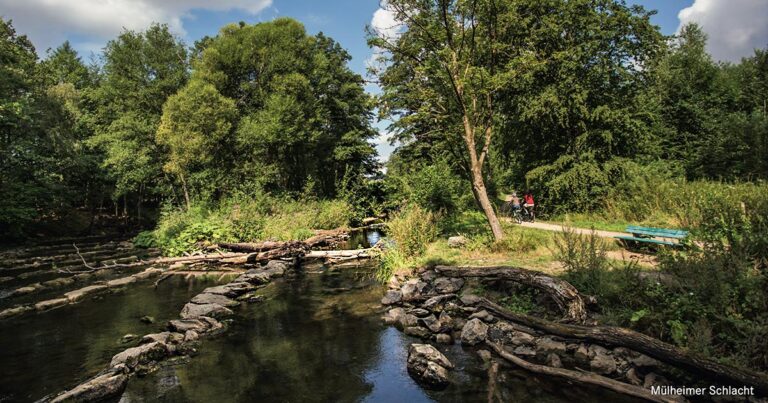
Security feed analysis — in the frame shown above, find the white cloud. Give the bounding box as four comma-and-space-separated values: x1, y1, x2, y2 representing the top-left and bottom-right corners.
0, 0, 272, 54
678, 0, 768, 62
370, 2, 401, 42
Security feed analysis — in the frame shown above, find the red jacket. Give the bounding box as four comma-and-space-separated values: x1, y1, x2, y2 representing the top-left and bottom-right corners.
524, 194, 534, 205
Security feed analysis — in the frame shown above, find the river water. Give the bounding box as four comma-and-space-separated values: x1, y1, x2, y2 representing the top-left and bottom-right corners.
0, 231, 638, 402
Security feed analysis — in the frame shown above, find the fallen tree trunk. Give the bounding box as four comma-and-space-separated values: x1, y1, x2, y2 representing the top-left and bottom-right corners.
487, 342, 684, 403
304, 249, 373, 259
478, 298, 768, 395
434, 265, 587, 323
217, 241, 289, 253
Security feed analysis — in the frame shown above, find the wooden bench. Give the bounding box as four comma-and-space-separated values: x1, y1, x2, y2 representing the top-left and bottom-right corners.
614, 226, 689, 247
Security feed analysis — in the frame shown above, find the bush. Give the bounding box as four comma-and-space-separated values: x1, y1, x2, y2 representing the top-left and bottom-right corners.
387, 159, 466, 215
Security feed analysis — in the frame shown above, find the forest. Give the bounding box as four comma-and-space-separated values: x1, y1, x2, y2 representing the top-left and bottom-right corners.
1, 0, 767, 401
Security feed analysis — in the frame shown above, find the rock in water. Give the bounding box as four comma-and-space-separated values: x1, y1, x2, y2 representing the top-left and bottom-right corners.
460, 318, 489, 345
190, 292, 240, 307
180, 303, 233, 319
140, 315, 155, 324
407, 344, 454, 390
50, 371, 128, 403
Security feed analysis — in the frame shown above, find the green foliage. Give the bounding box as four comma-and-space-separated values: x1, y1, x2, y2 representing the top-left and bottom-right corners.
556, 206, 768, 370
149, 195, 353, 255
386, 159, 466, 215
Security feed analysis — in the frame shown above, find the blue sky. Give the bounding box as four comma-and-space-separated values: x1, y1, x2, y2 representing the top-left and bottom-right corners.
2, 0, 766, 161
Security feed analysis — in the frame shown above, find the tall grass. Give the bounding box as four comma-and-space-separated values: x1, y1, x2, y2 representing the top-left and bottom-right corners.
377, 204, 438, 280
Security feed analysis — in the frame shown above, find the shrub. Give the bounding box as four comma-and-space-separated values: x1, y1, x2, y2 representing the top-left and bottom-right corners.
386, 204, 438, 258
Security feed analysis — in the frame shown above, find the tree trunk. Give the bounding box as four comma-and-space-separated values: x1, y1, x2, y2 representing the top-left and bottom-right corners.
478, 298, 768, 395
435, 265, 587, 323
487, 342, 683, 403
179, 173, 191, 211
462, 115, 504, 241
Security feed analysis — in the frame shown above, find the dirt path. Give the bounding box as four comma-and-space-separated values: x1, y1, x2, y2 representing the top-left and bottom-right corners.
509, 219, 627, 239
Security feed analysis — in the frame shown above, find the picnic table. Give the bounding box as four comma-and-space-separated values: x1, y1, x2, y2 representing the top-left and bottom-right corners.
614, 225, 689, 247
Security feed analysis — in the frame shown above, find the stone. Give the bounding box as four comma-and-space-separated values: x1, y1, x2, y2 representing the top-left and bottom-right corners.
547, 353, 563, 368
203, 282, 255, 297
237, 293, 265, 303
382, 307, 406, 325
419, 315, 444, 333
404, 326, 432, 339
535, 337, 567, 355
132, 268, 163, 280
435, 334, 452, 344
0, 305, 33, 319
190, 293, 240, 308
409, 308, 431, 317
512, 346, 537, 357
629, 353, 660, 369
140, 315, 155, 324
381, 290, 402, 305
34, 298, 69, 311
433, 277, 464, 294
422, 294, 456, 311
64, 284, 108, 302
510, 331, 536, 346
459, 293, 481, 306
469, 309, 496, 323
168, 318, 209, 333
401, 279, 429, 301
184, 330, 199, 342
199, 316, 224, 331
387, 275, 401, 290
14, 284, 42, 295
121, 334, 138, 343
264, 260, 288, 275
461, 318, 489, 345
106, 276, 137, 288
626, 367, 643, 386
50, 372, 128, 403
477, 349, 492, 363
110, 341, 169, 368
42, 277, 75, 288
574, 344, 590, 364
420, 270, 438, 282
589, 345, 617, 375
447, 236, 468, 248
399, 314, 419, 329
141, 332, 184, 345
407, 344, 454, 389
435, 312, 455, 334
180, 303, 233, 319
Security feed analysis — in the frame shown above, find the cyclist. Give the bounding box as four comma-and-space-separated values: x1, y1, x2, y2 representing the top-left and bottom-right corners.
523, 190, 535, 221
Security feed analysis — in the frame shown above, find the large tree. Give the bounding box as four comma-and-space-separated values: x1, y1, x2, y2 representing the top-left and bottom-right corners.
190, 19, 377, 197
370, 0, 508, 239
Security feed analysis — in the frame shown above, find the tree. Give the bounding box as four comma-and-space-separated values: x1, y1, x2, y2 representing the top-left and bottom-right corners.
156, 80, 237, 208
87, 24, 188, 213
193, 18, 377, 197
370, 0, 508, 240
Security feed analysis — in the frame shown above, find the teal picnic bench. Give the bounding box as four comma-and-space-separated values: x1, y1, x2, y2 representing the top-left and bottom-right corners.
614, 225, 689, 247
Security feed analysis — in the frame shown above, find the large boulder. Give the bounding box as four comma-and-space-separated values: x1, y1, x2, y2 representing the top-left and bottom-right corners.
180, 303, 233, 319
190, 293, 240, 308
264, 260, 288, 276
110, 341, 169, 369
51, 371, 128, 403
407, 344, 454, 390
460, 318, 489, 345
382, 307, 406, 325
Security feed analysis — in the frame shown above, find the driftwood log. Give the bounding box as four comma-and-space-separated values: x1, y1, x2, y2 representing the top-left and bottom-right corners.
487, 342, 684, 403
218, 229, 349, 253
478, 298, 768, 395
434, 265, 587, 323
